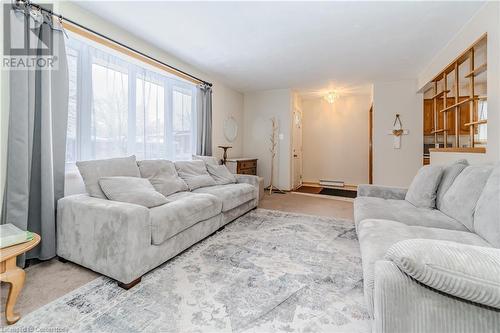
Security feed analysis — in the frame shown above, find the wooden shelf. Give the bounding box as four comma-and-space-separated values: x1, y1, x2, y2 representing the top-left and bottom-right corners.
430, 90, 450, 99
429, 147, 486, 154
431, 129, 446, 134
439, 97, 473, 113
476, 96, 487, 101
464, 119, 487, 126
464, 63, 487, 78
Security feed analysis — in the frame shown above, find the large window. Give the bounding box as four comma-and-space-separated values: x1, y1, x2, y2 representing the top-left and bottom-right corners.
65, 33, 198, 167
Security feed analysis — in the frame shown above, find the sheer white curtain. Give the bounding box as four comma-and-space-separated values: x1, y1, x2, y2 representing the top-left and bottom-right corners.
65, 33, 197, 168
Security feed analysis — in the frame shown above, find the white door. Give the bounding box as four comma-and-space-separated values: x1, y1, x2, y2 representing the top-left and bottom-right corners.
292, 108, 303, 189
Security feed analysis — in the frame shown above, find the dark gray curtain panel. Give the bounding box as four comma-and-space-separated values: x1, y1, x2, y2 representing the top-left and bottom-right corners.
1, 9, 69, 265
196, 84, 213, 156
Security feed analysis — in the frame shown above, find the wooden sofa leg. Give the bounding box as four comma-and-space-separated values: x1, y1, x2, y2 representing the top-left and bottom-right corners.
118, 277, 142, 290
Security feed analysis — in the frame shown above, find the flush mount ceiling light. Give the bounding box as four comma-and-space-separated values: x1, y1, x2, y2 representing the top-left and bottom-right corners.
324, 91, 338, 104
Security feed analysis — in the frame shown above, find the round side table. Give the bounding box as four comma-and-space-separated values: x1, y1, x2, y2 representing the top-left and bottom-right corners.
0, 233, 41, 325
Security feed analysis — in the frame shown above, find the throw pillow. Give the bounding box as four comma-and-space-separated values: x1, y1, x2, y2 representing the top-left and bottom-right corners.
174, 160, 216, 190
385, 239, 500, 309
405, 165, 443, 208
436, 159, 468, 210
76, 155, 141, 198
192, 155, 219, 166
207, 164, 237, 185
99, 176, 168, 208
137, 160, 188, 196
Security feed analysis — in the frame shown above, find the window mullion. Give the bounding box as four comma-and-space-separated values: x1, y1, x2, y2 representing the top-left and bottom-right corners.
165, 79, 174, 160
128, 67, 137, 156
79, 47, 93, 160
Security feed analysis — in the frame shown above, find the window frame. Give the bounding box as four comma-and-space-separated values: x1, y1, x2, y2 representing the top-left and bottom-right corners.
65, 32, 198, 165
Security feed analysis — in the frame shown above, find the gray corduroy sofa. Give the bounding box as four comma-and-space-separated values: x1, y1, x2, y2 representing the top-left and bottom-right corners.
354, 162, 500, 333
57, 157, 259, 288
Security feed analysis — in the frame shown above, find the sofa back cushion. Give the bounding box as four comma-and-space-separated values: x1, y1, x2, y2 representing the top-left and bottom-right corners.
99, 176, 168, 208
192, 155, 219, 166
206, 164, 237, 185
76, 155, 141, 198
137, 160, 188, 196
405, 165, 443, 208
436, 159, 468, 210
440, 165, 494, 231
174, 160, 216, 190
474, 164, 500, 247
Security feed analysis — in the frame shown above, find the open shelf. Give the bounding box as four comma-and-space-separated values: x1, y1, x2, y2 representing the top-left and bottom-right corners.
464, 63, 487, 78
464, 119, 487, 126
430, 90, 450, 99
422, 34, 487, 159
439, 98, 473, 113
431, 129, 446, 134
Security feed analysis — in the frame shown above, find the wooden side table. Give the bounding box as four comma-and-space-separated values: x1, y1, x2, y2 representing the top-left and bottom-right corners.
0, 233, 40, 325
225, 158, 258, 175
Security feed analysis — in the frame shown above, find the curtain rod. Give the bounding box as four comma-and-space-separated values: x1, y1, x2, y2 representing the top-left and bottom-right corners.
17, 0, 213, 87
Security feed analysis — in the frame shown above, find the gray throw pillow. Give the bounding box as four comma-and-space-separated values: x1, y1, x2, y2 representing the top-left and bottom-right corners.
99, 176, 168, 208
207, 164, 237, 185
385, 239, 500, 309
76, 155, 141, 198
137, 160, 188, 196
174, 160, 216, 190
436, 159, 468, 210
405, 165, 443, 208
192, 155, 219, 166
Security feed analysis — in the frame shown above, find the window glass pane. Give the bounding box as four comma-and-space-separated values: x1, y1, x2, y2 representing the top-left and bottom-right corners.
173, 89, 193, 160
136, 77, 165, 159
66, 48, 78, 165
91, 63, 129, 159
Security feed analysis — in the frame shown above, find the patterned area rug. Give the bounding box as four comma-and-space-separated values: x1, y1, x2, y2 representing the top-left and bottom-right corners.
15, 209, 370, 332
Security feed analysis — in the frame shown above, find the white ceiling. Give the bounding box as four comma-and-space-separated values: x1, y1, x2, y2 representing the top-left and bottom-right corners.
73, 1, 485, 94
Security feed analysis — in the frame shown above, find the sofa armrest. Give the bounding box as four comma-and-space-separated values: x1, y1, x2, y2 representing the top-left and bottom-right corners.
236, 174, 260, 201
373, 260, 500, 333
357, 184, 407, 200
385, 239, 500, 309
57, 194, 151, 283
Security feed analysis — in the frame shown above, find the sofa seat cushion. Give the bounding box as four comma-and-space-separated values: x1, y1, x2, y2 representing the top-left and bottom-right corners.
354, 196, 468, 231
357, 218, 491, 317
149, 192, 222, 245
193, 183, 256, 212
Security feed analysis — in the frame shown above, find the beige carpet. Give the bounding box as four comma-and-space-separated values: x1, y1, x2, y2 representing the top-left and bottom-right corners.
1, 192, 354, 325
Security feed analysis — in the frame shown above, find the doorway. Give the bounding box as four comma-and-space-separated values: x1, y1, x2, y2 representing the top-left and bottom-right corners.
292, 107, 303, 190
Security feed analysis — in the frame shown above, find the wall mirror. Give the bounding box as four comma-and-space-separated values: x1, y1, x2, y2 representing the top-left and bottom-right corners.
224, 116, 238, 142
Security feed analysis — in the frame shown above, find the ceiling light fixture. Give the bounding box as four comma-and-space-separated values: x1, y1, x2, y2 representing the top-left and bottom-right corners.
324, 91, 338, 104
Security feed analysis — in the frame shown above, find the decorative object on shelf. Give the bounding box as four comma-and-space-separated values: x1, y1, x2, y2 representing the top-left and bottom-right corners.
217, 146, 232, 165
324, 91, 338, 104
265, 117, 285, 194
387, 114, 409, 149
225, 158, 257, 175
0, 232, 41, 325
223, 116, 238, 142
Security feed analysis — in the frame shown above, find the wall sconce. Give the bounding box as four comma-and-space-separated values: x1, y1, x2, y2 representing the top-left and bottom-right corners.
324, 91, 338, 104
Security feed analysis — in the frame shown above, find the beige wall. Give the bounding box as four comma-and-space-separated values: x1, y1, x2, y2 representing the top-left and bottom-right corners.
419, 2, 499, 164
301, 94, 371, 186
373, 80, 423, 187
243, 89, 293, 190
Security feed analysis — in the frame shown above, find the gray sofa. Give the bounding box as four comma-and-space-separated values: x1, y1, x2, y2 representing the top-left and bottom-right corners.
354, 162, 500, 333
57, 157, 259, 288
